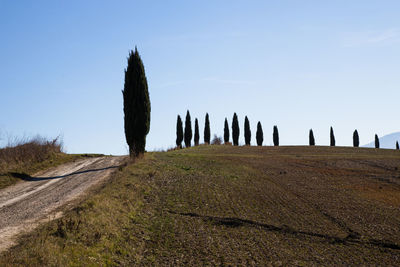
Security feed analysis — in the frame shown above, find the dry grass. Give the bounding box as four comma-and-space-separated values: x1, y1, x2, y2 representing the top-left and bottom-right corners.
0, 136, 62, 172
1, 146, 400, 265
0, 136, 102, 189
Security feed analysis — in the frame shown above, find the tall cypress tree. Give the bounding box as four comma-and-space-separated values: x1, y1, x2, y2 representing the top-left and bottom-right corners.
204, 113, 210, 144
396, 141, 399, 150
244, 116, 251, 145
353, 130, 359, 147
256, 121, 263, 146
375, 134, 380, 149
309, 129, 315, 146
194, 118, 200, 146
232, 113, 239, 146
184, 110, 192, 148
123, 47, 151, 157
224, 118, 229, 143
273, 125, 279, 146
330, 127, 335, 147
176, 115, 183, 148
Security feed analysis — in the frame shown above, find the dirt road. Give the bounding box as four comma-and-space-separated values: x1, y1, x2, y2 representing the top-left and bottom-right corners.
0, 156, 126, 252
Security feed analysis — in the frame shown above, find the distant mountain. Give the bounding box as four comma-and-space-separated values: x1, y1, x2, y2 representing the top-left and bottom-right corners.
363, 132, 400, 149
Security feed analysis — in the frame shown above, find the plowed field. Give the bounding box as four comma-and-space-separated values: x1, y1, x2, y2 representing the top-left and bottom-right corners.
1, 146, 399, 266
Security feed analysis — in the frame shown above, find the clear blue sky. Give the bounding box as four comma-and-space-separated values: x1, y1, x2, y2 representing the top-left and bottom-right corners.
1, 1, 399, 154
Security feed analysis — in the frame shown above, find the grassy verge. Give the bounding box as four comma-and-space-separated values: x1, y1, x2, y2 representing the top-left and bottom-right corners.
0, 153, 104, 190
0, 135, 104, 189
1, 146, 400, 265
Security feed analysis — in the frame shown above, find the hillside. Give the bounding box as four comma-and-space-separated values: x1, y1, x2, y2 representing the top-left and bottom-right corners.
1, 146, 400, 265
363, 132, 400, 149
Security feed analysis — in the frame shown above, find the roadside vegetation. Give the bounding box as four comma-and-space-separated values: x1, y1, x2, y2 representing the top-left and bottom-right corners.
1, 145, 399, 265
0, 136, 102, 189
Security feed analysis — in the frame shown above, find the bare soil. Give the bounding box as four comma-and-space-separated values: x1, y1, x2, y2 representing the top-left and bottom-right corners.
0, 156, 125, 252
1, 146, 399, 265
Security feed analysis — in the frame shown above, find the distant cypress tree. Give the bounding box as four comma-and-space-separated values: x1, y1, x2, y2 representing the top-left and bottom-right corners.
204, 113, 210, 144
273, 125, 279, 146
176, 115, 183, 148
194, 118, 199, 146
244, 116, 251, 145
309, 129, 315, 146
224, 118, 229, 143
353, 130, 359, 147
123, 47, 151, 157
232, 113, 239, 146
330, 127, 335, 147
375, 134, 380, 149
184, 110, 192, 148
256, 121, 263, 146
396, 141, 399, 150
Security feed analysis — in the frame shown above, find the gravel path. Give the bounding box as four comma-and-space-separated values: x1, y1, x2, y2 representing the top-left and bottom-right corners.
0, 156, 126, 252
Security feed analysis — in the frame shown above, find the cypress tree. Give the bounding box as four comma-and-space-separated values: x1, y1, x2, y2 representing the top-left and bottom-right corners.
184, 110, 192, 148
375, 134, 379, 149
194, 118, 199, 146
273, 125, 279, 146
309, 129, 315, 146
224, 118, 229, 143
353, 130, 359, 147
330, 127, 335, 147
123, 47, 151, 157
396, 141, 399, 150
232, 113, 239, 146
176, 115, 183, 148
244, 116, 251, 145
256, 121, 263, 146
204, 113, 211, 144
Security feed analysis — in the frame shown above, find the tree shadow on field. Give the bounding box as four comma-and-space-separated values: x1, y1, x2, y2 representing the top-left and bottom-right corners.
9, 165, 120, 182
168, 210, 400, 251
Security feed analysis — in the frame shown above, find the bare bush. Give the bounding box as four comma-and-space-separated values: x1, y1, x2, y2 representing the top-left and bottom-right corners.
0, 135, 63, 173
211, 135, 222, 145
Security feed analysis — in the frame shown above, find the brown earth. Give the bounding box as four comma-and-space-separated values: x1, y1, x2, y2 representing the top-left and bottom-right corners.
0, 146, 399, 265
0, 156, 126, 252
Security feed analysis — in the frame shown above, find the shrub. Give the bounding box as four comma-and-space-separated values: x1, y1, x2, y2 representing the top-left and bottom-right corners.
224, 118, 229, 144
176, 115, 183, 148
330, 127, 335, 147
184, 110, 192, 148
273, 125, 279, 146
309, 129, 315, 146
211, 135, 222, 145
353, 130, 359, 147
375, 134, 380, 149
194, 118, 200, 146
244, 116, 251, 146
122, 47, 151, 157
256, 121, 263, 146
204, 113, 210, 144
0, 135, 62, 173
232, 113, 239, 146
